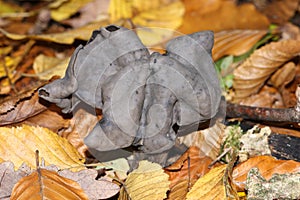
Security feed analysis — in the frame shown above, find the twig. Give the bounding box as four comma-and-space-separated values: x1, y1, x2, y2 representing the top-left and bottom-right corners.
295, 84, 300, 112
209, 147, 232, 168
226, 100, 300, 123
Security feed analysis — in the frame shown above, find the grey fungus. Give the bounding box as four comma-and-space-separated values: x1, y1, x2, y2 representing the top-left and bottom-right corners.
38, 25, 221, 165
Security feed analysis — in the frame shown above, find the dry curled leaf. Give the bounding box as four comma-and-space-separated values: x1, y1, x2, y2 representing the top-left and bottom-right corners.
59, 107, 100, 157
232, 155, 300, 191
10, 168, 88, 200
213, 29, 268, 61
186, 164, 227, 200
178, 121, 226, 160
0, 21, 109, 44
254, 0, 299, 24
0, 84, 47, 126
269, 61, 296, 88
233, 39, 300, 102
165, 146, 213, 200
0, 125, 85, 171
119, 160, 170, 200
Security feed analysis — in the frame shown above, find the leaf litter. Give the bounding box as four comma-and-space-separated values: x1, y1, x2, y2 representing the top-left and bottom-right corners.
0, 0, 300, 199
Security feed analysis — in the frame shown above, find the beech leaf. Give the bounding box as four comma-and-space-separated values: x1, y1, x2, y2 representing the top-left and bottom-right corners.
165, 146, 213, 199
109, 0, 184, 46
50, 0, 93, 21
0, 125, 85, 171
32, 54, 70, 80
233, 39, 300, 101
10, 168, 89, 199
213, 29, 268, 61
59, 169, 120, 199
119, 160, 170, 200
186, 164, 227, 200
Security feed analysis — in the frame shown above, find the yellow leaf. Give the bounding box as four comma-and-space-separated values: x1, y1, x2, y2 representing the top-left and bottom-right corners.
97, 158, 130, 180
0, 125, 85, 171
0, 0, 23, 14
33, 54, 70, 80
0, 21, 108, 44
186, 165, 227, 200
109, 0, 184, 46
120, 160, 170, 200
11, 168, 88, 199
50, 0, 93, 21
134, 1, 184, 46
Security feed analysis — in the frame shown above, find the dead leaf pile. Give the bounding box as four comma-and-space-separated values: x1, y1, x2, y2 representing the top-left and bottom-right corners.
1, 0, 300, 199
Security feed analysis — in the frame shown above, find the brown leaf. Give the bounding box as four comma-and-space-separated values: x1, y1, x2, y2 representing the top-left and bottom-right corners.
179, 0, 270, 33
165, 146, 213, 199
232, 155, 300, 191
21, 107, 70, 133
255, 0, 299, 24
10, 168, 89, 199
59, 107, 101, 157
269, 61, 296, 88
0, 84, 47, 126
178, 121, 226, 160
233, 39, 300, 102
59, 169, 120, 200
239, 85, 284, 108
213, 29, 268, 61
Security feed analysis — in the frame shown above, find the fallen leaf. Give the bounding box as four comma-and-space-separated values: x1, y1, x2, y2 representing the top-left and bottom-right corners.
255, 0, 299, 24
59, 168, 120, 200
59, 107, 100, 157
95, 158, 130, 181
0, 0, 23, 15
0, 21, 109, 44
133, 1, 184, 46
0, 125, 85, 171
0, 162, 31, 200
62, 0, 110, 28
119, 160, 170, 200
213, 29, 268, 61
269, 61, 296, 88
33, 54, 70, 80
186, 164, 227, 200
0, 40, 35, 94
21, 107, 70, 133
233, 39, 300, 102
10, 168, 89, 199
50, 0, 93, 21
178, 121, 226, 160
109, 0, 184, 46
232, 155, 300, 191
239, 85, 284, 108
0, 84, 47, 126
165, 146, 213, 200
179, 0, 270, 33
